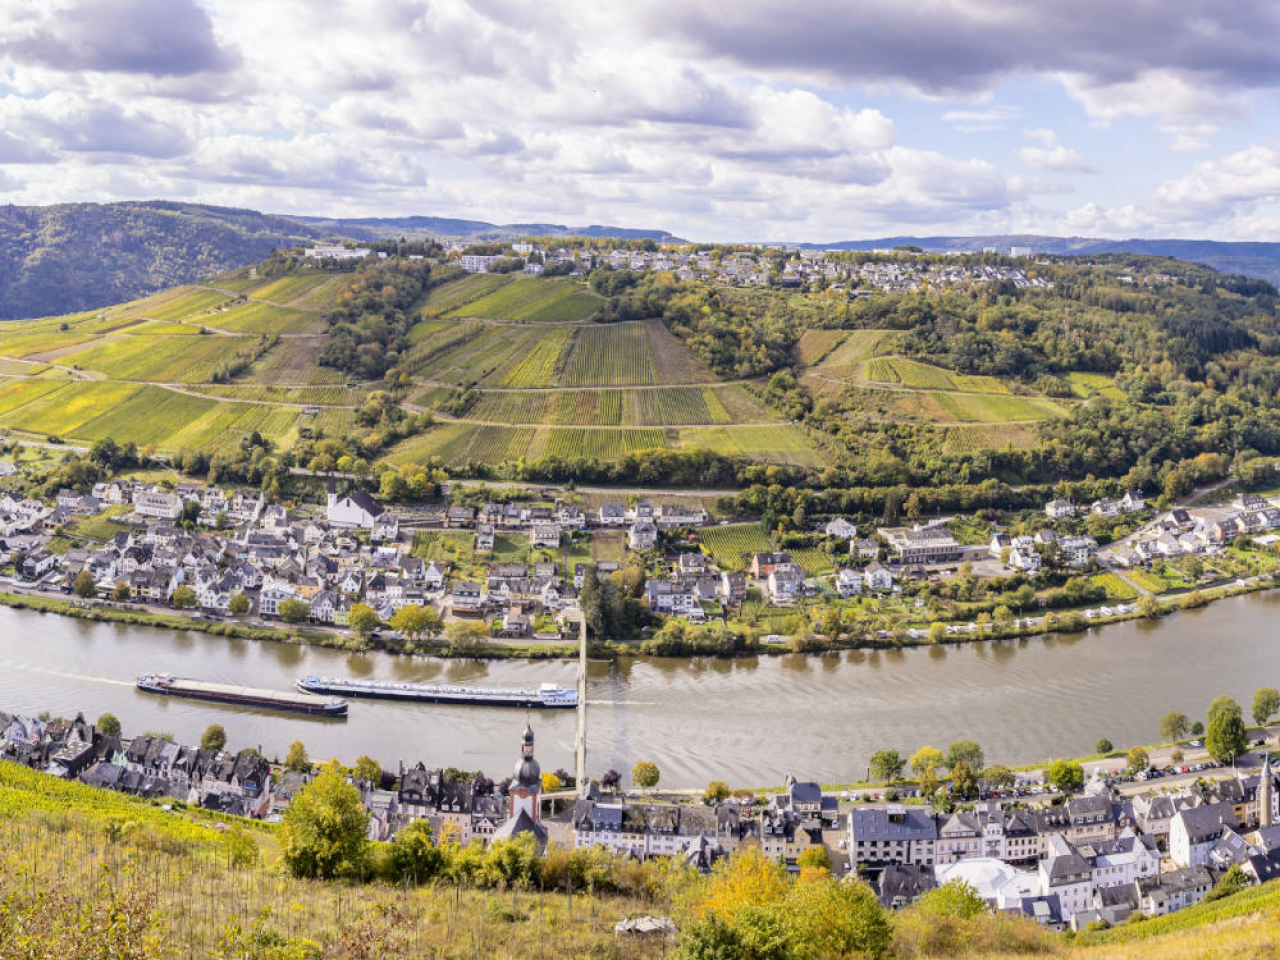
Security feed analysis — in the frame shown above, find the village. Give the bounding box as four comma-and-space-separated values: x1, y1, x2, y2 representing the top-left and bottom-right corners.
0, 458, 1279, 647
3, 694, 1280, 934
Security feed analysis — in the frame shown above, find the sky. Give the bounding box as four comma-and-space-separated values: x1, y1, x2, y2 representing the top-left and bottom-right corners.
2, 0, 1280, 243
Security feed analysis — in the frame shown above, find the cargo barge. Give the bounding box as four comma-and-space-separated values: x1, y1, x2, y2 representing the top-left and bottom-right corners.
136, 673, 348, 718
295, 676, 577, 709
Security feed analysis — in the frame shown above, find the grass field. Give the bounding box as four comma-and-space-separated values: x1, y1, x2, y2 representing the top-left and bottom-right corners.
792, 329, 848, 365
127, 286, 233, 322
237, 272, 335, 304
811, 329, 898, 376
1089, 573, 1140, 601
679, 424, 826, 467
65, 504, 133, 541
698, 522, 775, 571
929, 392, 1069, 422
1068, 371, 1126, 399
942, 423, 1041, 453
206, 300, 319, 334
420, 273, 513, 317
863, 356, 1010, 393
444, 277, 603, 323
188, 384, 359, 405
243, 339, 346, 385
59, 333, 247, 382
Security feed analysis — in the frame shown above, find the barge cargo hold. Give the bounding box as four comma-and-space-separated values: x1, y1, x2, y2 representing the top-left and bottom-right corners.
136, 674, 348, 717
295, 676, 577, 709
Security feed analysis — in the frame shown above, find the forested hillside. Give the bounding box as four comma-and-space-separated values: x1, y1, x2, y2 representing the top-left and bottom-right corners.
0, 201, 326, 320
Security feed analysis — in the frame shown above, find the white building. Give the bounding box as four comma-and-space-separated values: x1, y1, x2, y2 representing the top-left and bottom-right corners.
326, 483, 384, 530
133, 488, 182, 520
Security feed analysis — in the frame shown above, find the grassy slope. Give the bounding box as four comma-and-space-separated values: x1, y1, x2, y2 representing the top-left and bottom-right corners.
5, 758, 1280, 958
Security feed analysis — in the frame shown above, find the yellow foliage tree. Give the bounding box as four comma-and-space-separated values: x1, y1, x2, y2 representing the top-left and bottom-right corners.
700, 848, 788, 924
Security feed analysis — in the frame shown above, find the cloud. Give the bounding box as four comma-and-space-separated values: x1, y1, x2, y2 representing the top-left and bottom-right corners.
1059, 146, 1280, 237
1, 0, 238, 77
943, 105, 1021, 133
1018, 129, 1093, 172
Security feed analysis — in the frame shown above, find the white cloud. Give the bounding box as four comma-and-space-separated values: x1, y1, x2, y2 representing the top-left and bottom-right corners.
1018, 129, 1093, 172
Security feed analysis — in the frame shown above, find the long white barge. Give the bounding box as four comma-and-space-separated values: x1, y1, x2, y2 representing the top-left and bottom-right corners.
295, 676, 577, 708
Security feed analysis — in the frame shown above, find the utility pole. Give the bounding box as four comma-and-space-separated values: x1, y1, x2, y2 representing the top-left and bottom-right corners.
575, 613, 587, 791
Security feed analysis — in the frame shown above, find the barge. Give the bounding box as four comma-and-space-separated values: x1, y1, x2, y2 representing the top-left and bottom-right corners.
136, 673, 348, 718
295, 676, 577, 709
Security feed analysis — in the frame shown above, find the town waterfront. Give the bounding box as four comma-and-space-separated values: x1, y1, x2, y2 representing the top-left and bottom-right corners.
2, 592, 1277, 788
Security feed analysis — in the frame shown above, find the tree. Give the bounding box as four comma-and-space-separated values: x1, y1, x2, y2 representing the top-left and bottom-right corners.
1126, 746, 1150, 773
1191, 721, 1205, 737
96, 713, 121, 737
950, 761, 978, 800
278, 598, 309, 623
1171, 749, 1184, 764
796, 845, 831, 873
1095, 738, 1114, 755
1207, 711, 1249, 764
347, 603, 379, 639
541, 771, 563, 793
1208, 696, 1243, 728
445, 620, 489, 653
1253, 687, 1280, 727
389, 818, 444, 883
910, 745, 945, 779
632, 760, 660, 789
1046, 759, 1084, 794
73, 569, 96, 599
983, 764, 1015, 790
946, 740, 984, 774
390, 604, 442, 641
228, 593, 250, 615
171, 585, 197, 609
1137, 594, 1158, 618
1160, 711, 1189, 743
601, 768, 621, 792
284, 740, 311, 774
928, 622, 947, 644
353, 755, 381, 786
280, 760, 369, 879
869, 749, 905, 783
112, 581, 130, 601
704, 780, 730, 804
200, 724, 227, 752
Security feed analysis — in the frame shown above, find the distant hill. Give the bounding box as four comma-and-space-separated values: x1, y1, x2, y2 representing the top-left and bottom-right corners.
288, 213, 683, 243
799, 234, 1280, 287
0, 201, 327, 320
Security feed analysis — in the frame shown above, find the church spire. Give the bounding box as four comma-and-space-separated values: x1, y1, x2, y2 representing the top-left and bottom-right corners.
1261, 755, 1274, 829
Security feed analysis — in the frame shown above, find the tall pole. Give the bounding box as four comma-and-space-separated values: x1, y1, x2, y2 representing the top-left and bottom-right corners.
575, 614, 587, 791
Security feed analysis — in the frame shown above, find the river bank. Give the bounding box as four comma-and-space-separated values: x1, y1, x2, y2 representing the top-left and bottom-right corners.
2, 564, 1275, 664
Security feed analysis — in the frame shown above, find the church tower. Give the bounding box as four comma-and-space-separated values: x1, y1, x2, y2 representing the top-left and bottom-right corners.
509, 721, 542, 823
492, 721, 548, 851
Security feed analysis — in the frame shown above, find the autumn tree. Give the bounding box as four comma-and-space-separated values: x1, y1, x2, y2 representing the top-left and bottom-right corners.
632, 760, 660, 789
200, 724, 227, 752
281, 760, 370, 879
1160, 711, 1189, 743
284, 740, 311, 774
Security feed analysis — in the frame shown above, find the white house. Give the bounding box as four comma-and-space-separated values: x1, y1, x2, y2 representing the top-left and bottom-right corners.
1170, 803, 1237, 868
836, 569, 863, 597
629, 520, 658, 550
1008, 546, 1041, 573
864, 562, 894, 592
824, 518, 858, 539
1045, 499, 1076, 519
326, 482, 384, 530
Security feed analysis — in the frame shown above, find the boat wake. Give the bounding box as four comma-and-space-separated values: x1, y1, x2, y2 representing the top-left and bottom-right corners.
0, 659, 133, 687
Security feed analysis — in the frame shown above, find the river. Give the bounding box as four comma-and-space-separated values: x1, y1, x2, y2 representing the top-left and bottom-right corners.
2, 593, 1278, 788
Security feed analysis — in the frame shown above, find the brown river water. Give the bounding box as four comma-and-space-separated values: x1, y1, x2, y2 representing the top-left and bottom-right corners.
0, 593, 1276, 787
